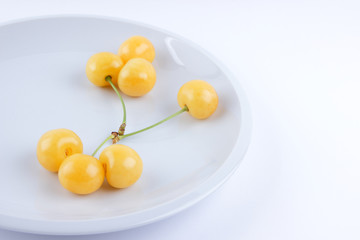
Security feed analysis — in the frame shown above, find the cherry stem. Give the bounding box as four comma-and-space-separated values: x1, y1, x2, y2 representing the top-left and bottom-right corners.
105, 76, 127, 134
119, 105, 189, 140
91, 134, 114, 157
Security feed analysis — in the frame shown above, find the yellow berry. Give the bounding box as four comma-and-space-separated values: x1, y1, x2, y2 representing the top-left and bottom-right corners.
37, 129, 83, 172
99, 144, 143, 189
86, 52, 123, 87
118, 58, 156, 97
118, 36, 155, 63
58, 154, 104, 195
177, 80, 218, 119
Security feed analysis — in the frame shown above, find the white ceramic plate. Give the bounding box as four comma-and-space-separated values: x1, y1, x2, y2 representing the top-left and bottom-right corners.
0, 15, 251, 235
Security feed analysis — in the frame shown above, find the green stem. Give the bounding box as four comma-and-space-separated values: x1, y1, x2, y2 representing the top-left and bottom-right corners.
119, 106, 188, 140
105, 76, 127, 128
91, 135, 114, 157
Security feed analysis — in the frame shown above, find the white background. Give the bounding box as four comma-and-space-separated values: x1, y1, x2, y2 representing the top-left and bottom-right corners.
1, 0, 359, 239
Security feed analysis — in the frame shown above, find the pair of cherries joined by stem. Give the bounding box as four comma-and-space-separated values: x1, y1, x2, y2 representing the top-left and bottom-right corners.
37, 36, 219, 195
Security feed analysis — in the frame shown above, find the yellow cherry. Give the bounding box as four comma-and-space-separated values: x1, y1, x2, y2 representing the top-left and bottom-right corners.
37, 129, 83, 172
177, 80, 218, 119
86, 52, 124, 87
99, 144, 143, 189
118, 58, 156, 97
58, 154, 104, 195
118, 36, 155, 63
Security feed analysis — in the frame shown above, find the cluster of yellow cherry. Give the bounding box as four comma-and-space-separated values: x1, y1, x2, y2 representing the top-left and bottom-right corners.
37, 36, 219, 195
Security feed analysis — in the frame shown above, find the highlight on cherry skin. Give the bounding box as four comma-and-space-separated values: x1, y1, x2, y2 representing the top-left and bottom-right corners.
100, 144, 143, 189
177, 80, 219, 119
58, 154, 105, 195
37, 129, 83, 172
118, 35, 155, 63
86, 52, 124, 87
118, 58, 156, 97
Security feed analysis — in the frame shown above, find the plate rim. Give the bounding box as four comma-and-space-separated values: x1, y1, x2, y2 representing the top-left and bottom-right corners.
0, 14, 252, 235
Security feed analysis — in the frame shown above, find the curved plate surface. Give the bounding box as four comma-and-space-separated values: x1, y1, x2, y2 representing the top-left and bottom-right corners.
0, 15, 251, 235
